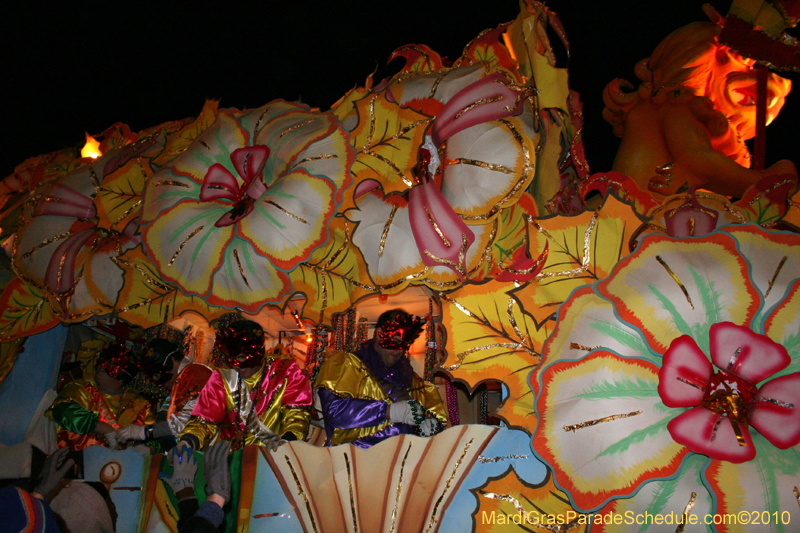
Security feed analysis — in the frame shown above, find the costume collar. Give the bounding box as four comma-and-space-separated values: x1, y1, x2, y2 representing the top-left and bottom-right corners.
356, 340, 413, 391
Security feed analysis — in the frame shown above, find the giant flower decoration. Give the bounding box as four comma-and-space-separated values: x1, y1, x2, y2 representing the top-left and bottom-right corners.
13, 134, 164, 321
343, 64, 538, 293
140, 100, 354, 312
531, 224, 800, 529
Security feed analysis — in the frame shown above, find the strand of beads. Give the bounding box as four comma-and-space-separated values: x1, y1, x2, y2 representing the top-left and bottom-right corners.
445, 379, 460, 426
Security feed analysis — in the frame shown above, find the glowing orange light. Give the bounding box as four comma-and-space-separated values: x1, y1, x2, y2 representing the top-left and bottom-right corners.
306, 334, 313, 343
81, 132, 102, 159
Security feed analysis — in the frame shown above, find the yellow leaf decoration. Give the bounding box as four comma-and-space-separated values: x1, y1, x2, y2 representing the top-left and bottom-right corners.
286, 216, 378, 326
94, 158, 152, 233
0, 337, 25, 388
388, 43, 446, 73
472, 468, 588, 532
330, 72, 373, 123
113, 246, 227, 329
0, 278, 59, 342
439, 279, 547, 432
780, 186, 800, 231
490, 192, 539, 279
454, 22, 520, 82
521, 194, 646, 326
149, 100, 220, 169
348, 92, 431, 198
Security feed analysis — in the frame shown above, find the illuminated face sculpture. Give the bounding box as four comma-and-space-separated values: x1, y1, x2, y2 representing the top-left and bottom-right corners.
706, 45, 791, 142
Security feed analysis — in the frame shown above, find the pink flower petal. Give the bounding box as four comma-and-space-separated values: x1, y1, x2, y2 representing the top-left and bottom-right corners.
431, 73, 526, 146
664, 189, 719, 237
658, 335, 713, 407
200, 163, 239, 202
44, 228, 95, 293
244, 179, 266, 199
408, 178, 475, 280
668, 407, 756, 463
34, 184, 96, 218
749, 373, 800, 449
709, 322, 790, 383
230, 145, 269, 185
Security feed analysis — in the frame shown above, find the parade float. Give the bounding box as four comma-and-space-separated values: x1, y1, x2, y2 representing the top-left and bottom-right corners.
1, 0, 799, 531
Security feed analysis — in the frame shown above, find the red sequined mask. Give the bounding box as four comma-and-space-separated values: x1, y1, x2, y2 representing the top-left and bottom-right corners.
216, 321, 265, 369
99, 343, 139, 382
378, 315, 425, 350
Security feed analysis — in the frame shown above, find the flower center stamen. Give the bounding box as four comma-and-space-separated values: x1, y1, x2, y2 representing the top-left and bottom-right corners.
228, 194, 257, 221
700, 370, 756, 447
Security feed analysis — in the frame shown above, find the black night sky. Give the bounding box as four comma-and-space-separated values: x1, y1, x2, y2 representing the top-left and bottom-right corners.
3, 1, 798, 180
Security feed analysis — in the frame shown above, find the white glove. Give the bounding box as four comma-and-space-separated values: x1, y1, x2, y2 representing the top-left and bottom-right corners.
159, 445, 197, 497
103, 431, 120, 450
262, 438, 287, 452
115, 424, 147, 443
388, 401, 416, 426
419, 418, 440, 437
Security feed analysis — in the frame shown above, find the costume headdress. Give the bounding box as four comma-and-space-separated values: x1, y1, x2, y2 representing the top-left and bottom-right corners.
140, 338, 182, 385
377, 313, 425, 350
215, 319, 265, 369
138, 323, 190, 385
98, 342, 139, 383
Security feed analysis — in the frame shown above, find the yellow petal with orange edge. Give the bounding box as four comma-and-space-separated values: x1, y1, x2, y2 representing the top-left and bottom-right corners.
113, 246, 227, 330
141, 201, 233, 297
597, 232, 759, 355
591, 454, 713, 533
534, 351, 687, 511
764, 278, 800, 377
530, 285, 654, 398
723, 225, 800, 315
203, 238, 292, 312
704, 436, 800, 533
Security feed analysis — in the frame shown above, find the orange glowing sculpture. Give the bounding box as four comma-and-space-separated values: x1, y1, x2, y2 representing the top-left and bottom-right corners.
602, 14, 795, 198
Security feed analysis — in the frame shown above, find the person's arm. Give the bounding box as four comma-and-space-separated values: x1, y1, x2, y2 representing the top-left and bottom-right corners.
49, 401, 101, 435
188, 441, 231, 529
279, 406, 311, 441
278, 360, 313, 441
158, 444, 199, 529
179, 372, 228, 450
317, 388, 390, 430
32, 448, 75, 500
